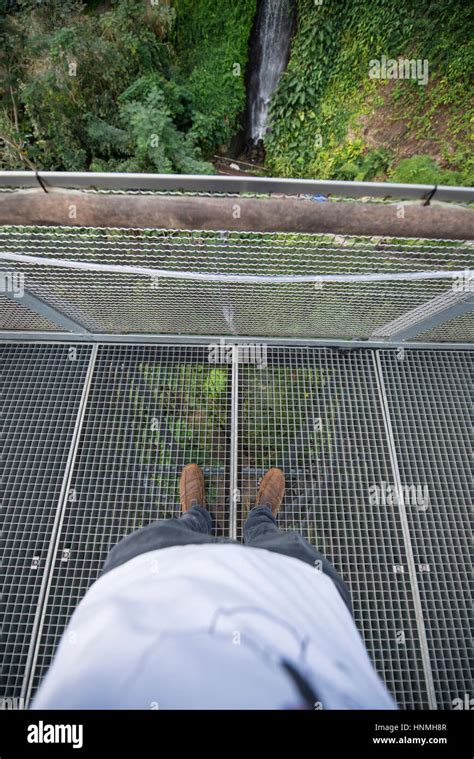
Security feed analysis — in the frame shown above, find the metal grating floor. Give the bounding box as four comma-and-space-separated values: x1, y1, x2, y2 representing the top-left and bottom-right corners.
237, 348, 430, 708
378, 350, 471, 710
1, 343, 471, 709
0, 343, 93, 699
29, 346, 231, 696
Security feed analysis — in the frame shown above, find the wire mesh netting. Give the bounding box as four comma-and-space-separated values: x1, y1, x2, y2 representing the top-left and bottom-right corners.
0, 226, 473, 340
413, 311, 474, 342
0, 343, 93, 699
0, 293, 60, 332
28, 345, 231, 697
378, 350, 471, 709
237, 347, 431, 708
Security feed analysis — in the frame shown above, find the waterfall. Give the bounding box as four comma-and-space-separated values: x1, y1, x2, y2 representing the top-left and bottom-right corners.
248, 0, 295, 141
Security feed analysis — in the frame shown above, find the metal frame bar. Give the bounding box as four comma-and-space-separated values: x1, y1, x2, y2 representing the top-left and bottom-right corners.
1, 171, 473, 202
0, 332, 472, 350
0, 251, 463, 284
373, 291, 474, 341
373, 351, 437, 709
22, 344, 99, 707
1, 289, 91, 334
229, 347, 239, 541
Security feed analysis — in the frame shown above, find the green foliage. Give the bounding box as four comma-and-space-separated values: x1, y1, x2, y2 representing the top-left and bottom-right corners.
0, 0, 216, 171
204, 368, 228, 399
389, 156, 463, 186
1, 0, 471, 182
88, 74, 213, 173
173, 0, 257, 153
265, 0, 473, 184
333, 146, 393, 183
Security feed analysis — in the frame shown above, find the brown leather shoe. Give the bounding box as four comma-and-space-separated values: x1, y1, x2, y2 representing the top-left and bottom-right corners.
180, 464, 206, 512
256, 468, 285, 516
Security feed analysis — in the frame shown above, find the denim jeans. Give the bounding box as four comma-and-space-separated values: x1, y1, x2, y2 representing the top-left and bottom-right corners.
101, 505, 352, 613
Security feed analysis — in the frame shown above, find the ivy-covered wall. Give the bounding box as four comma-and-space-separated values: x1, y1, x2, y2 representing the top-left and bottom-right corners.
265, 0, 473, 184
173, 0, 257, 154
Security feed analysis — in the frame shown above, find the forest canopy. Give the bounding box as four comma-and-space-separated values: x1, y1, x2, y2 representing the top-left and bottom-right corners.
0, 0, 255, 173
0, 0, 472, 183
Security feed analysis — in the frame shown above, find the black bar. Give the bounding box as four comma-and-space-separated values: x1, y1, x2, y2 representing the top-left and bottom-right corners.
0, 709, 471, 756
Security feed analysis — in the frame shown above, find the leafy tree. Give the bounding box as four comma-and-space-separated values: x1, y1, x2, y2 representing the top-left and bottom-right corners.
0, 0, 215, 172
172, 0, 257, 153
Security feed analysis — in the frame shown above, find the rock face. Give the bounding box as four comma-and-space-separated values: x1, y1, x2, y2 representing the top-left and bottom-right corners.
247, 0, 295, 141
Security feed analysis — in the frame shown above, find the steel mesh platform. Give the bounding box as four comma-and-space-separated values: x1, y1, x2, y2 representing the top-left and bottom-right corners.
1, 342, 471, 710
0, 343, 93, 699
237, 348, 431, 708
378, 350, 471, 709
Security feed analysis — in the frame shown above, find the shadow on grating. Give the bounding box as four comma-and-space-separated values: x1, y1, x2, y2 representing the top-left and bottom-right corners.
29, 345, 231, 697
379, 350, 471, 710
0, 343, 93, 699
237, 347, 431, 709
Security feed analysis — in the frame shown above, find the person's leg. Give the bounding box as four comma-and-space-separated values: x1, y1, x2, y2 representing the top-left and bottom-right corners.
244, 504, 352, 612
101, 504, 215, 576
101, 464, 218, 577
244, 469, 352, 614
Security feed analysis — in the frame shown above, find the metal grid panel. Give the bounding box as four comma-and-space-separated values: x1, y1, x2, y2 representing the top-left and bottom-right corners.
29, 344, 231, 697
1, 226, 472, 338
237, 347, 431, 708
4, 342, 469, 708
0, 343, 92, 699
378, 350, 471, 709
0, 294, 60, 331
